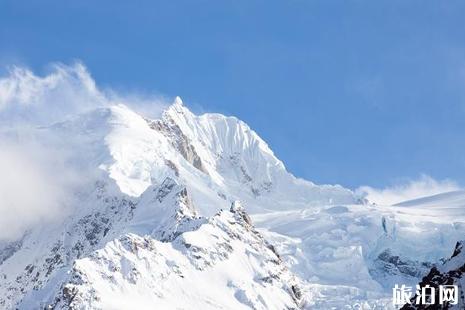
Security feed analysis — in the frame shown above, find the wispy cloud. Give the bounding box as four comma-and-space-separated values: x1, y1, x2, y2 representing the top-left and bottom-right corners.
356, 174, 461, 206
0, 62, 104, 125
0, 62, 169, 241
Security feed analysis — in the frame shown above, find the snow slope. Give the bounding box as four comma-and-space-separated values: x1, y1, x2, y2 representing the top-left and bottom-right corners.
1, 98, 464, 309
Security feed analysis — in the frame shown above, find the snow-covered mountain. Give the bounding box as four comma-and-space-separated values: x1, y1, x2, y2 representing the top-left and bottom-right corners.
1, 98, 464, 309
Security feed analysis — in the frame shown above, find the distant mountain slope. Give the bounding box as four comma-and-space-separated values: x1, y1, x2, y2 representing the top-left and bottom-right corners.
395, 190, 465, 209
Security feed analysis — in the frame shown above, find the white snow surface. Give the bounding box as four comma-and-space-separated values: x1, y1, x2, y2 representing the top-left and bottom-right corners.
1, 98, 464, 309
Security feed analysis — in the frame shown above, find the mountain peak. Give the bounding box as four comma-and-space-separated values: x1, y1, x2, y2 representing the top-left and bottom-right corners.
165, 96, 189, 116
173, 96, 183, 106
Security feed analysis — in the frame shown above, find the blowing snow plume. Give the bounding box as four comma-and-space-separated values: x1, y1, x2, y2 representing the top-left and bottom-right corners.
0, 62, 168, 241
356, 174, 461, 206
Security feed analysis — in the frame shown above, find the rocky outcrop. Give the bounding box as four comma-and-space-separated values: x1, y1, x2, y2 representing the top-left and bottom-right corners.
401, 241, 465, 309
147, 106, 209, 175
371, 249, 434, 280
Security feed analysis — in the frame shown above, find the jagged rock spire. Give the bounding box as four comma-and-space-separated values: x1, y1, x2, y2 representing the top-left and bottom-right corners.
230, 200, 252, 227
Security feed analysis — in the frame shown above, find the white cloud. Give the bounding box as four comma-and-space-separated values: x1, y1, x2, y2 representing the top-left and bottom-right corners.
0, 62, 169, 241
0, 62, 168, 125
356, 175, 461, 206
0, 142, 78, 241
0, 62, 105, 126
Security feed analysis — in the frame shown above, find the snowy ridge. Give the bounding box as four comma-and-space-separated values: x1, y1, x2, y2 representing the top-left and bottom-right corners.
129, 177, 203, 242
147, 98, 357, 213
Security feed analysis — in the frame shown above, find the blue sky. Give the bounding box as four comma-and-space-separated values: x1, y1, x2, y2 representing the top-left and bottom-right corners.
1, 0, 465, 189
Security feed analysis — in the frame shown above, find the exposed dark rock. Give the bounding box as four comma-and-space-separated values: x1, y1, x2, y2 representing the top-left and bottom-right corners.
0, 238, 23, 265
230, 201, 252, 227
372, 249, 434, 279
165, 159, 180, 177
401, 241, 465, 309
147, 117, 208, 175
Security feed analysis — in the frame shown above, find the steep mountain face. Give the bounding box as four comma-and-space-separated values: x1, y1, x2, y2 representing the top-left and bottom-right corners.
1, 98, 465, 309
401, 241, 465, 309
143, 98, 357, 213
